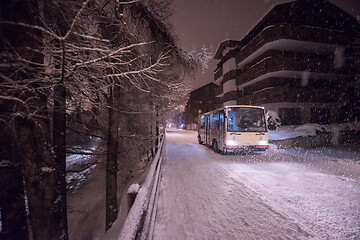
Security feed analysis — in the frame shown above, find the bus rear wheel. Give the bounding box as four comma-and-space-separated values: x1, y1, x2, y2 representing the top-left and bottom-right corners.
212, 140, 219, 153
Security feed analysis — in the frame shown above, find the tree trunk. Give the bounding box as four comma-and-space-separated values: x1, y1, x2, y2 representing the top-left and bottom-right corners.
51, 40, 68, 240
150, 123, 155, 158
105, 86, 119, 231
155, 110, 159, 151
17, 118, 66, 240
0, 127, 28, 240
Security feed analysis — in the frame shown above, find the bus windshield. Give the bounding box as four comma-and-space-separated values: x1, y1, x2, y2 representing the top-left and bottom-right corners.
227, 107, 267, 132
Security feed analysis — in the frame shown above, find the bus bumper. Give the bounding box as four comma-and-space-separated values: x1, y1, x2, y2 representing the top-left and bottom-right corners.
224, 145, 269, 153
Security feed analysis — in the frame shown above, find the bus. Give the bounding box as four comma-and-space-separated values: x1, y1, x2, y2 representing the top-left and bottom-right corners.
198, 105, 269, 154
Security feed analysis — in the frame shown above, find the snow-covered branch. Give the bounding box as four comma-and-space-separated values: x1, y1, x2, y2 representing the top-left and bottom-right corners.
73, 42, 154, 69
63, 0, 92, 40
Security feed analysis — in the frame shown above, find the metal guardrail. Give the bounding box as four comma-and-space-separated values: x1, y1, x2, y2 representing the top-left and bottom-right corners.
119, 134, 165, 240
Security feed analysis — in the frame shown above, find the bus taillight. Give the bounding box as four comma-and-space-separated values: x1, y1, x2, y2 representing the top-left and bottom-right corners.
255, 145, 269, 149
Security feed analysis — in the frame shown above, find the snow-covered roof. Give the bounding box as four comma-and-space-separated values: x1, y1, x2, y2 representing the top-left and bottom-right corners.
214, 40, 241, 60
237, 0, 360, 52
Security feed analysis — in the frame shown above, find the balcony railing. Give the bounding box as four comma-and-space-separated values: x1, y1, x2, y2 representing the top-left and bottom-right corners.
235, 24, 348, 66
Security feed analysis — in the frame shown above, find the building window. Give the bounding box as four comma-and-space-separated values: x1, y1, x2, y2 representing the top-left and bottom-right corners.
311, 108, 330, 124
279, 108, 301, 125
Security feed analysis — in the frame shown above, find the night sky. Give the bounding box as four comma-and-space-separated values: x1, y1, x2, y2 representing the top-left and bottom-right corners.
170, 0, 360, 89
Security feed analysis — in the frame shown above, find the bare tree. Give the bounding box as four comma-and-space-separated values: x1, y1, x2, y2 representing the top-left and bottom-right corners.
0, 0, 210, 237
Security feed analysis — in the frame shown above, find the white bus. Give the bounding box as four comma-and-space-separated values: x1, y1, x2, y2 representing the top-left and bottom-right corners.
198, 105, 269, 154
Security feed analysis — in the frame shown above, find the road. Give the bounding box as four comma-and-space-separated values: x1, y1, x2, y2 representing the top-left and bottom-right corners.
153, 129, 360, 240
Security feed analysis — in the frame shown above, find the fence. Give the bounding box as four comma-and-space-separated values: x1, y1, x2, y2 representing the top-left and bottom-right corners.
118, 134, 165, 240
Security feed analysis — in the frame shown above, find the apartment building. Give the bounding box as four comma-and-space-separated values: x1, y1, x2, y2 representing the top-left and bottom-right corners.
214, 0, 360, 125
184, 82, 219, 125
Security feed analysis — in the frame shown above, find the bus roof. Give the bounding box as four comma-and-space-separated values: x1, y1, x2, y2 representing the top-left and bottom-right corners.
200, 105, 265, 116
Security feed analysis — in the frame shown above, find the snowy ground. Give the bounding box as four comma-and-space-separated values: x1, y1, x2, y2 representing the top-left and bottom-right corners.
66, 138, 100, 191
153, 129, 360, 240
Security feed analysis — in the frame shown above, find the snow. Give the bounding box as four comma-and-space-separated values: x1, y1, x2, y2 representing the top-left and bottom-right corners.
66, 147, 96, 169
127, 183, 140, 194
0, 160, 12, 167
327, 122, 360, 131
65, 127, 359, 239
268, 123, 360, 141
279, 148, 360, 162
66, 165, 96, 187
41, 167, 56, 173
67, 165, 107, 240
66, 144, 99, 187
153, 129, 360, 239
268, 125, 312, 140
67, 139, 159, 240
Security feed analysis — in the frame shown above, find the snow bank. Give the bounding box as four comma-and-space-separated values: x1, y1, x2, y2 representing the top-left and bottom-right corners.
66, 165, 96, 184
269, 123, 360, 141
66, 143, 99, 187
66, 154, 93, 168
268, 125, 310, 141
66, 146, 97, 168
293, 123, 326, 136
127, 183, 140, 194
327, 122, 360, 131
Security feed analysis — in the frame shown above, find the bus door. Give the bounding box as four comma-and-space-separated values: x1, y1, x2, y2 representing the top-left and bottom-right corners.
206, 115, 210, 145
219, 111, 225, 150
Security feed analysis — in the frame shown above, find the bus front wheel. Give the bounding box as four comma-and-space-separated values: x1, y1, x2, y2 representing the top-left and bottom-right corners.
198, 135, 202, 144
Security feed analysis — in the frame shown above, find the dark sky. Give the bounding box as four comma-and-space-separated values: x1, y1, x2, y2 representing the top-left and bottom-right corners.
170, 0, 360, 89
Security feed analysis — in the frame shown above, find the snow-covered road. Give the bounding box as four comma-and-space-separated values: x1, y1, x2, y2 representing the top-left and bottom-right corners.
153, 129, 360, 240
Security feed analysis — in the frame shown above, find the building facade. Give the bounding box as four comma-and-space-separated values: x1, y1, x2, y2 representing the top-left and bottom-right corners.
214, 0, 360, 125
184, 82, 219, 126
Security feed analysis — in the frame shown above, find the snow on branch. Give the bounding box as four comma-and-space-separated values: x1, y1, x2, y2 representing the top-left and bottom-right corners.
72, 32, 110, 43
73, 42, 154, 69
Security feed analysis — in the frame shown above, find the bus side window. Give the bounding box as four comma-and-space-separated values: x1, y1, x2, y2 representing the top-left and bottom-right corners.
220, 111, 224, 130
211, 112, 219, 130
200, 116, 205, 129
210, 113, 214, 130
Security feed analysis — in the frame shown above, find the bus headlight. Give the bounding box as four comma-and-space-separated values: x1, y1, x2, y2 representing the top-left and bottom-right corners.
257, 140, 267, 145
226, 140, 238, 146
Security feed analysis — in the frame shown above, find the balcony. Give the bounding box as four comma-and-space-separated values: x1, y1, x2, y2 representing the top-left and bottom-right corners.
236, 88, 339, 105
223, 90, 239, 103
235, 24, 349, 67
236, 50, 347, 87
214, 67, 223, 81
214, 85, 223, 97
